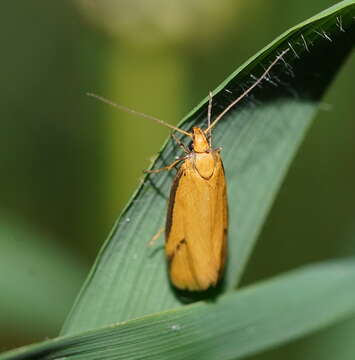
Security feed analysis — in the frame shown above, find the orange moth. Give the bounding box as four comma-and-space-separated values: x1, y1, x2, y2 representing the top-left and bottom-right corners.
161, 125, 227, 291
88, 49, 289, 291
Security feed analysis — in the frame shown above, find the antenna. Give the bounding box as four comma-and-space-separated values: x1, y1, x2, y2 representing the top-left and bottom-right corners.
207, 91, 213, 146
87, 93, 192, 138
205, 48, 290, 134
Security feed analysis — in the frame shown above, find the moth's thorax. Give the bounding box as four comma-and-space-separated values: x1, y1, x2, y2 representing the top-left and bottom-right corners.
192, 127, 210, 153
190, 151, 217, 180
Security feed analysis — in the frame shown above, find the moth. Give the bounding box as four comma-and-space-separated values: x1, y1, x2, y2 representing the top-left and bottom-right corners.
88, 49, 289, 291
144, 96, 228, 291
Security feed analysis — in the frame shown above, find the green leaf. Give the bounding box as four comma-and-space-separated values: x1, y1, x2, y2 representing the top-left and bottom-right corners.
61, 0, 355, 335
2, 259, 355, 360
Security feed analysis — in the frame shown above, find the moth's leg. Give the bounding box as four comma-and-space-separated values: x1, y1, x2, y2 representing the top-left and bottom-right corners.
144, 156, 188, 174
171, 132, 189, 154
148, 227, 164, 246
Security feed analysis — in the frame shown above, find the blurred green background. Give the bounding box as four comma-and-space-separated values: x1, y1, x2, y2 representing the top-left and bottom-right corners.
0, 0, 354, 358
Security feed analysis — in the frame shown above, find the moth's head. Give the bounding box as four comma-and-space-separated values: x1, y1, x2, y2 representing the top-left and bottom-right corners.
192, 127, 210, 153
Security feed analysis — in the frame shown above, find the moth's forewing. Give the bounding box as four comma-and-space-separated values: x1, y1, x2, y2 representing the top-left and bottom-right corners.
165, 151, 228, 291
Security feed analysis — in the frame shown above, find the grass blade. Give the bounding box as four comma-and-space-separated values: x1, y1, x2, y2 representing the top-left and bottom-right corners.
62, 1, 355, 334
2, 258, 355, 359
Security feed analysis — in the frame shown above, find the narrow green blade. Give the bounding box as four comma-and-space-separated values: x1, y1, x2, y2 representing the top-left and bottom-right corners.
62, 1, 355, 334
2, 259, 355, 359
